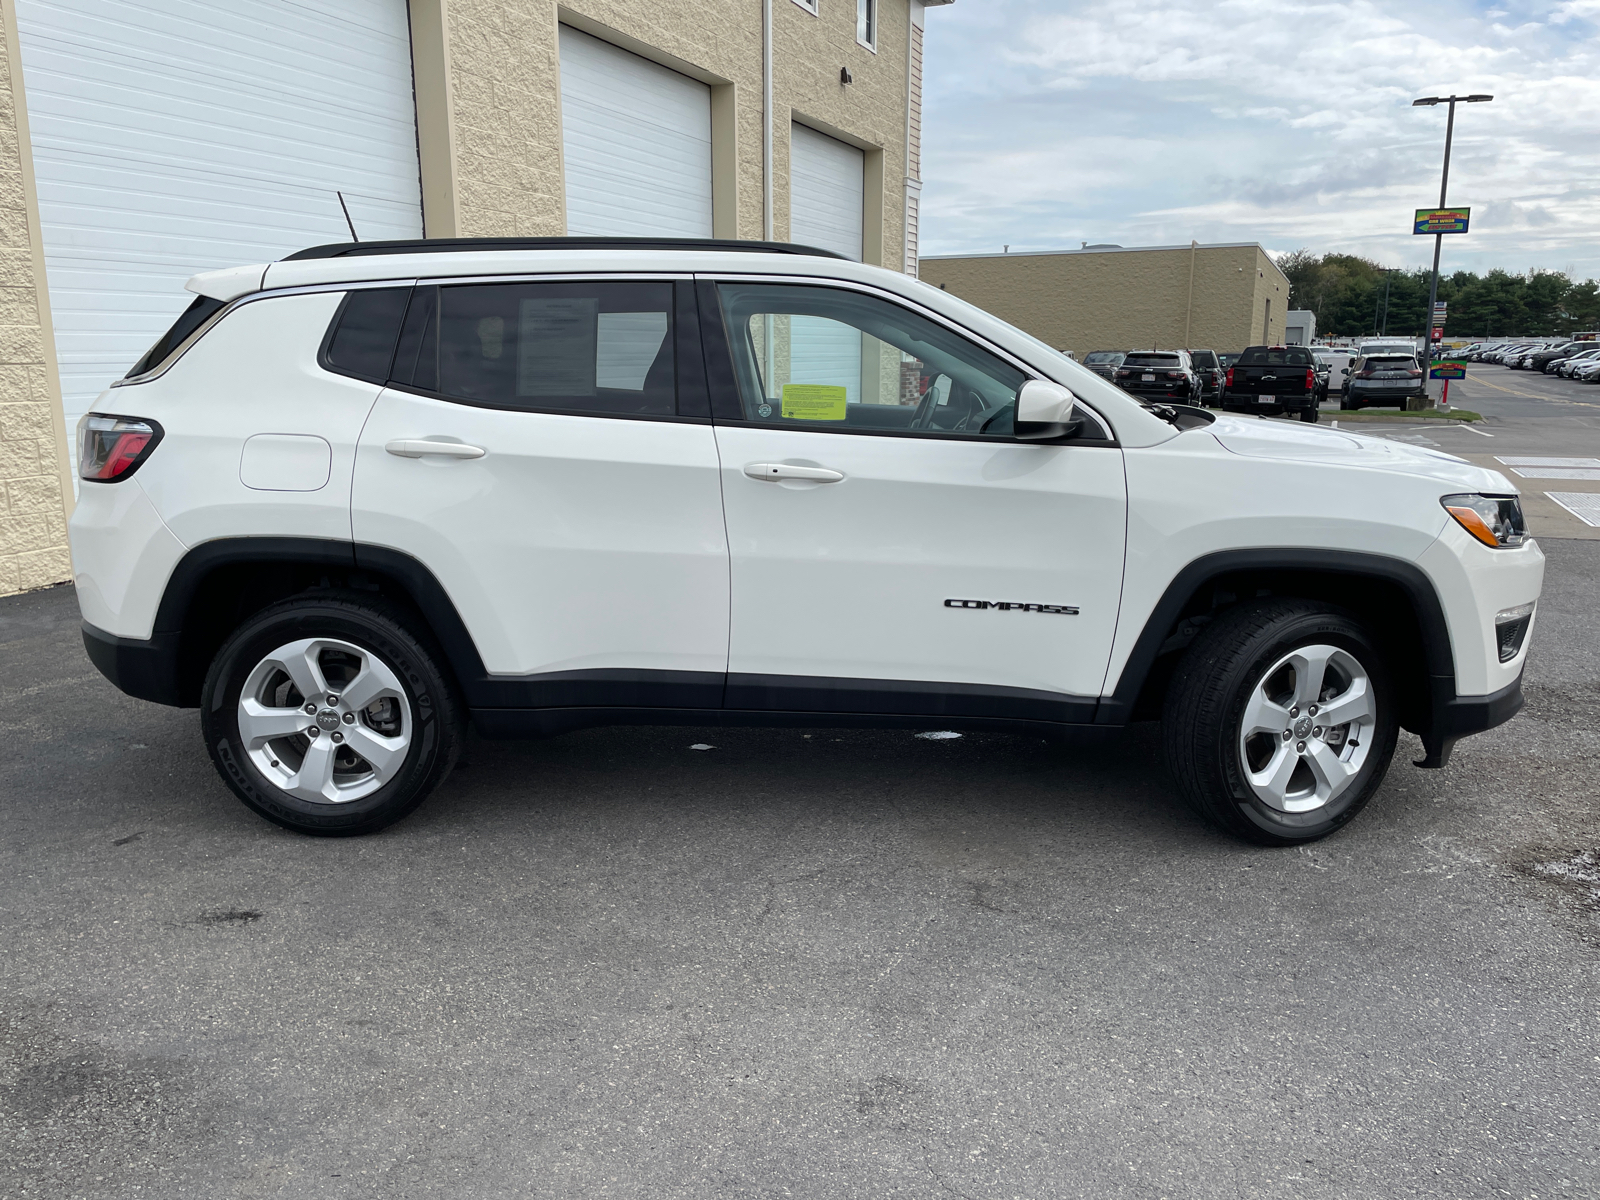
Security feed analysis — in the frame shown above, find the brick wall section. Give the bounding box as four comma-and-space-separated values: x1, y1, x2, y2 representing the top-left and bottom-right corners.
0, 4, 72, 598
919, 244, 1293, 360
441, 0, 912, 264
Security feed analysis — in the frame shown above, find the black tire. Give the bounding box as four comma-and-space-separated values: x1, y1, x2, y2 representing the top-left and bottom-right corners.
201, 592, 464, 836
1161, 599, 1399, 845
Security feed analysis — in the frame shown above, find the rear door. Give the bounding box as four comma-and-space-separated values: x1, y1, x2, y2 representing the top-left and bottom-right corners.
703, 278, 1126, 722
352, 278, 728, 708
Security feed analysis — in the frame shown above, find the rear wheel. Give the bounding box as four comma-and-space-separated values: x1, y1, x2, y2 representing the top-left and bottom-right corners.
1162, 600, 1399, 845
201, 593, 464, 836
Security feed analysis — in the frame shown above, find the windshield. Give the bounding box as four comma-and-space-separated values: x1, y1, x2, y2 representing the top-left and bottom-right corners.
1237, 348, 1314, 366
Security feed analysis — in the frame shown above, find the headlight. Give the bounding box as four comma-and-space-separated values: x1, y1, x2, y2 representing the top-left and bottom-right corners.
1441, 493, 1526, 549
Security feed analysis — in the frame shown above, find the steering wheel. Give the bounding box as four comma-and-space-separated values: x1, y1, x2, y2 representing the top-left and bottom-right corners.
910, 378, 943, 430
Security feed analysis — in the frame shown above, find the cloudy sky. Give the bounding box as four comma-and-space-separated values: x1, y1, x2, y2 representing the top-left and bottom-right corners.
919, 0, 1600, 279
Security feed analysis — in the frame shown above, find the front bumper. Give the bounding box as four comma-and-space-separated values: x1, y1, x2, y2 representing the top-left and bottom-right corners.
1415, 671, 1524, 768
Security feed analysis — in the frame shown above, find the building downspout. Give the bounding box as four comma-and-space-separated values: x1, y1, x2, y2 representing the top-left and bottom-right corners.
763, 0, 773, 240
1183, 239, 1197, 347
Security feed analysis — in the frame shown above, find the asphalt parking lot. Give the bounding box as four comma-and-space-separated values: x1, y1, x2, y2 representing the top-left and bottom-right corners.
4, 376, 1599, 1199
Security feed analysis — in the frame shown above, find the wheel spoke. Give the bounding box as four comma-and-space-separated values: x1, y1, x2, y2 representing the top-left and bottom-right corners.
338, 654, 404, 712
1316, 679, 1372, 729
1242, 690, 1291, 736
1304, 740, 1359, 804
238, 698, 312, 748
343, 724, 408, 782
1290, 646, 1337, 710
269, 640, 329, 706
1248, 743, 1299, 803
285, 736, 340, 802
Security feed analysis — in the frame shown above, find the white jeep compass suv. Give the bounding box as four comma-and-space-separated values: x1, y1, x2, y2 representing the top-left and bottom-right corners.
70, 238, 1543, 845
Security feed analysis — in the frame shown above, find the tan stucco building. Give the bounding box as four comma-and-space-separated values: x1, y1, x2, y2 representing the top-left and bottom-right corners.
0, 0, 948, 598
919, 243, 1290, 362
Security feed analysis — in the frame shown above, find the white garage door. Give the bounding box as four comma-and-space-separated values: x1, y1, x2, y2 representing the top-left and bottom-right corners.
559, 26, 712, 239
14, 0, 423, 431
789, 123, 864, 261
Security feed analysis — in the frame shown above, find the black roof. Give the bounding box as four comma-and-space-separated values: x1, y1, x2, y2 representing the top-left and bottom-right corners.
283, 236, 848, 261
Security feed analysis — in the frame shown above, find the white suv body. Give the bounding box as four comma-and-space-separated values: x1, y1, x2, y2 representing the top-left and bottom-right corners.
69, 239, 1543, 844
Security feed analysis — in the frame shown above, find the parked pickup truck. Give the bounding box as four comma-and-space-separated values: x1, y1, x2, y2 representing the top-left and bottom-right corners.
1221, 345, 1320, 423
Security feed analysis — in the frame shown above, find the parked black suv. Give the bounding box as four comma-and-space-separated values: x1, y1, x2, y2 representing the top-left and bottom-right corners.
1114, 350, 1201, 403
1186, 349, 1223, 405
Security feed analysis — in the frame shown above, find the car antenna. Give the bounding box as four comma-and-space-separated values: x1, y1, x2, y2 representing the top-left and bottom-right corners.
336, 191, 360, 242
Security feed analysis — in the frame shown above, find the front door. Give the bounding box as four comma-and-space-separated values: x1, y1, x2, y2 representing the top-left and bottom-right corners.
352, 278, 728, 710
705, 280, 1127, 722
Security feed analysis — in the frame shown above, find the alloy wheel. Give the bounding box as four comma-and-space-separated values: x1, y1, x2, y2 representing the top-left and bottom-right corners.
1237, 643, 1376, 813
236, 637, 412, 804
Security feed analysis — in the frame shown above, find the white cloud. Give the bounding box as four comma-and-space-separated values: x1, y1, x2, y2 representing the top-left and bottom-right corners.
920, 0, 1600, 277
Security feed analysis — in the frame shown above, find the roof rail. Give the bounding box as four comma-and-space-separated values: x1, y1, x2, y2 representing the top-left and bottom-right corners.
282, 236, 849, 261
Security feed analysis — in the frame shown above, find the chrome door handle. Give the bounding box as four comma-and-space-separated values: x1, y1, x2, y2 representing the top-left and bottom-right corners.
743, 462, 845, 483
385, 439, 486, 459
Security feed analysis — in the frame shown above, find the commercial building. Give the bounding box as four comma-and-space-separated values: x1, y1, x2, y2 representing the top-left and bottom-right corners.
919, 242, 1290, 362
0, 0, 948, 597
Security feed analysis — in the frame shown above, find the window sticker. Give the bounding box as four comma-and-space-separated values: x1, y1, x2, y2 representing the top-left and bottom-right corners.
781, 383, 848, 421
517, 297, 599, 396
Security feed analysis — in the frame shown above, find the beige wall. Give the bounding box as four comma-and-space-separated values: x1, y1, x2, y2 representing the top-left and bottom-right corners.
424, 0, 914, 265
919, 244, 1291, 359
0, 1, 73, 598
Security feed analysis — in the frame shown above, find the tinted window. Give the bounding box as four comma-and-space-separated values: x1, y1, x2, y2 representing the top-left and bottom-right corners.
126, 295, 227, 378
1123, 353, 1182, 367
321, 287, 410, 383
716, 283, 1027, 438
393, 281, 675, 415
1237, 347, 1314, 366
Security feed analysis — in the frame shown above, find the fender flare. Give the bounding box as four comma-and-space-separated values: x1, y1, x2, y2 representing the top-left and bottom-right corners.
1096, 547, 1455, 727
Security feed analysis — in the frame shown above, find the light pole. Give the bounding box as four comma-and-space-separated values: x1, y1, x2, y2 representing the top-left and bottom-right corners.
1413, 93, 1492, 384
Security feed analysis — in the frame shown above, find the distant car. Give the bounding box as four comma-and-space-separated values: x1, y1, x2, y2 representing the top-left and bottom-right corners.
1185, 349, 1223, 404
1082, 350, 1126, 381
1312, 348, 1354, 397
1114, 350, 1202, 403
1342, 353, 1426, 410
1221, 345, 1320, 422
1533, 342, 1593, 372
1557, 348, 1600, 378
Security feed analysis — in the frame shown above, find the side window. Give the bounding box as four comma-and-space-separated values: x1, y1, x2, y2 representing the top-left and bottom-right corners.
320, 287, 411, 383
392, 281, 675, 416
715, 283, 1027, 438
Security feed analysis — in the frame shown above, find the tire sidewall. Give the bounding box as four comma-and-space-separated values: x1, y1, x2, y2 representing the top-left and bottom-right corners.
201, 601, 448, 835
1214, 612, 1398, 842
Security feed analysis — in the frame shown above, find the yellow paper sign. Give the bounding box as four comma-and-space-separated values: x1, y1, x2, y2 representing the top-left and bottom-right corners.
780, 383, 848, 421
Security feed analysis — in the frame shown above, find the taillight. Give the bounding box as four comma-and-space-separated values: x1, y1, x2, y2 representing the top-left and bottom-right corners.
1225, 368, 1234, 387
79, 414, 162, 481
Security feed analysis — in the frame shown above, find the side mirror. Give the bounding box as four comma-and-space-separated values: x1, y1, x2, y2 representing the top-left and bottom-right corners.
1015, 379, 1076, 440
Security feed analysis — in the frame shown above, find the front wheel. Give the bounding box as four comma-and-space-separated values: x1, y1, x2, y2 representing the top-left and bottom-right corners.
201, 593, 464, 836
1162, 600, 1399, 845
